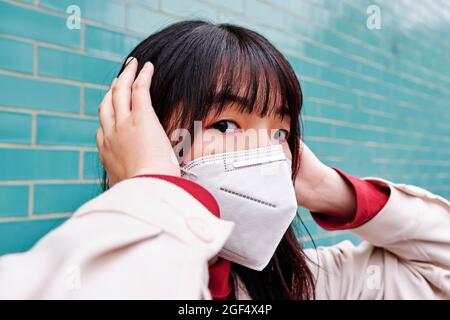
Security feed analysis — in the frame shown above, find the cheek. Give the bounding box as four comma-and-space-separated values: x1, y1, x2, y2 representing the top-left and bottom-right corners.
189, 129, 227, 161
190, 130, 252, 161
282, 142, 293, 161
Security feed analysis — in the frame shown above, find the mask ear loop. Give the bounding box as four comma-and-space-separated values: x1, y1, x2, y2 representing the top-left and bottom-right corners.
180, 167, 198, 181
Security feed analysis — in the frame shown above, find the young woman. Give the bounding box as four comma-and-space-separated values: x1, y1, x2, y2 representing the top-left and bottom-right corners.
0, 21, 449, 299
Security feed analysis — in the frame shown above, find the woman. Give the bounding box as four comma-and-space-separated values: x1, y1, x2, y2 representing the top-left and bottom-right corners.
0, 21, 449, 299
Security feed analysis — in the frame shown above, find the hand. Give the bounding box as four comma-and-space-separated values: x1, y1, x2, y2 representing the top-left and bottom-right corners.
96, 58, 180, 187
294, 141, 356, 221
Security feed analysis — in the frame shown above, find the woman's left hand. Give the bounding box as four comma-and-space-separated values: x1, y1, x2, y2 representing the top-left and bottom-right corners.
96, 58, 180, 187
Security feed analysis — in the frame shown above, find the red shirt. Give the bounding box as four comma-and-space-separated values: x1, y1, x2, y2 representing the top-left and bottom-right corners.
133, 168, 390, 300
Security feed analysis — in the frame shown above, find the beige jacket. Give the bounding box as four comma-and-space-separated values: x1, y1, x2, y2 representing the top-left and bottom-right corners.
0, 177, 449, 299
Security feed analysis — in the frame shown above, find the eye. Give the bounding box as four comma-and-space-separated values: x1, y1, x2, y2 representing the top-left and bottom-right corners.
211, 120, 240, 133
273, 129, 289, 142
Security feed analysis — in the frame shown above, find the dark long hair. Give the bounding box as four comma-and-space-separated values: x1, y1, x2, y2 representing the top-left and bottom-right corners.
101, 20, 316, 299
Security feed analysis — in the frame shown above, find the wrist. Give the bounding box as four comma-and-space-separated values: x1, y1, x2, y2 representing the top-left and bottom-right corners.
297, 166, 356, 220
296, 164, 332, 211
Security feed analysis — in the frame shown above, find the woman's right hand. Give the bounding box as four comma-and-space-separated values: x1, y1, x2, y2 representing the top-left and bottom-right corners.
96, 58, 180, 187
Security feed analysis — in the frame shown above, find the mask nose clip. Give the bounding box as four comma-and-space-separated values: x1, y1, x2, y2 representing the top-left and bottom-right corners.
180, 167, 198, 181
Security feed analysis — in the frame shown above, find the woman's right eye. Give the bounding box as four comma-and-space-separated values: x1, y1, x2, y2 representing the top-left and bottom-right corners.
211, 120, 240, 133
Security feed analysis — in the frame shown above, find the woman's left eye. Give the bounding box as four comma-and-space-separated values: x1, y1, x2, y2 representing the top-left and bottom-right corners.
273, 129, 289, 141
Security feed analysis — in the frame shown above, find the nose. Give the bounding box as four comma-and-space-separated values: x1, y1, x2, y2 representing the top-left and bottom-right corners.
237, 127, 274, 151
255, 129, 274, 149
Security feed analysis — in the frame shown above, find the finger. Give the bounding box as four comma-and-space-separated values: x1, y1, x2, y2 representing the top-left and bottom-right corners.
99, 84, 114, 133
131, 61, 156, 115
112, 57, 138, 121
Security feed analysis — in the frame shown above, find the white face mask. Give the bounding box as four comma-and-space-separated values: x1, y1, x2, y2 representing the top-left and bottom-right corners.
181, 144, 298, 271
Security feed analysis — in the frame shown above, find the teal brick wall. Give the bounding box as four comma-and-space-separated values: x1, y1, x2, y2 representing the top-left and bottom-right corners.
0, 0, 449, 254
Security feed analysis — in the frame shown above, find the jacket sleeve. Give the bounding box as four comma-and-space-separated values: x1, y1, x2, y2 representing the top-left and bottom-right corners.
306, 179, 450, 299
0, 177, 234, 299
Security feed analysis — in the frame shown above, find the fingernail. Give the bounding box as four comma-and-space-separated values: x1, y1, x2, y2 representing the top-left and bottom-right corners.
111, 77, 117, 87
126, 56, 134, 64
146, 61, 155, 70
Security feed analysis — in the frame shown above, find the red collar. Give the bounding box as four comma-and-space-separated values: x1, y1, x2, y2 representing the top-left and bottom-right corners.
208, 258, 232, 299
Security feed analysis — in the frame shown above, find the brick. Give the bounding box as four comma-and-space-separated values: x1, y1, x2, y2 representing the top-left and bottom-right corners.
36, 115, 98, 146
0, 111, 32, 144
38, 47, 120, 85
0, 74, 80, 113
85, 26, 141, 57
160, 0, 218, 20
34, 183, 101, 214
84, 87, 106, 116
0, 185, 29, 217
126, 5, 175, 34
0, 148, 79, 180
0, 37, 34, 73
83, 151, 102, 179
